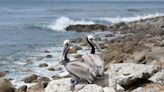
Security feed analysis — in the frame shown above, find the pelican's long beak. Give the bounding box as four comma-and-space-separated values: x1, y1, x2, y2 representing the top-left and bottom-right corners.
92, 40, 102, 53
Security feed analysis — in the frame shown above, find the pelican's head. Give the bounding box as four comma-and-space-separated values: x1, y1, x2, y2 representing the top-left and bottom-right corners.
87, 35, 101, 54
60, 39, 70, 64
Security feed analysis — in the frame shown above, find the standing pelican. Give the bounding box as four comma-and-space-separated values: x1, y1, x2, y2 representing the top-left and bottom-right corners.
82, 35, 104, 77
60, 40, 95, 90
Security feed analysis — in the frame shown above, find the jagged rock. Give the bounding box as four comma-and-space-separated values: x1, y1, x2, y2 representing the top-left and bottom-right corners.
45, 78, 72, 92
78, 84, 103, 92
132, 87, 160, 92
22, 74, 38, 83
45, 78, 106, 92
149, 69, 164, 84
108, 63, 160, 87
34, 77, 51, 84
27, 83, 45, 92
0, 79, 15, 92
39, 63, 48, 68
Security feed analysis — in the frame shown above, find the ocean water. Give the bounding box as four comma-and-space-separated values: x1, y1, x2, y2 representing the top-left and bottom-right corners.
0, 0, 164, 86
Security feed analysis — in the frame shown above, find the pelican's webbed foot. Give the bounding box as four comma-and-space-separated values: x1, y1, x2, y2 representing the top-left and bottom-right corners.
70, 77, 80, 91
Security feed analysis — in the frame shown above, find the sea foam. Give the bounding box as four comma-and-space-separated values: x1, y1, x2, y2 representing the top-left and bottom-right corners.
94, 13, 164, 24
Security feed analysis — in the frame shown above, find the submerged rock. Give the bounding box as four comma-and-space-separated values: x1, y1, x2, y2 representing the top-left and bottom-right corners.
39, 63, 48, 68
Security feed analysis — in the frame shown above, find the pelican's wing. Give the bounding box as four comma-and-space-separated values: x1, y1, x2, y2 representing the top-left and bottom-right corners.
66, 61, 94, 81
89, 54, 105, 76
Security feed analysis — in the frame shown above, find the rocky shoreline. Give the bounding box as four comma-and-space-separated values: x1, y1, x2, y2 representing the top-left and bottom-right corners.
1, 16, 164, 92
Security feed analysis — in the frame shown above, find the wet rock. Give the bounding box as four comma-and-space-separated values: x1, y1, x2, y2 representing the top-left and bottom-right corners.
22, 74, 38, 83
47, 67, 55, 71
27, 83, 45, 92
0, 72, 6, 77
71, 38, 83, 43
44, 50, 50, 53
68, 46, 77, 53
16, 85, 27, 92
25, 59, 33, 65
0, 79, 15, 92
74, 54, 82, 58
46, 54, 53, 58
108, 63, 160, 87
66, 24, 108, 32
39, 63, 48, 68
35, 77, 50, 84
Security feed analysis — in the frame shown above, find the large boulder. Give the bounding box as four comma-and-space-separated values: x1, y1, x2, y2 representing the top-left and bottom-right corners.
108, 63, 160, 87
27, 83, 45, 92
0, 79, 15, 92
45, 78, 105, 92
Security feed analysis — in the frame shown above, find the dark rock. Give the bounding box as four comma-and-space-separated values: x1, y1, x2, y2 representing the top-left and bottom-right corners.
0, 72, 6, 77
0, 79, 15, 92
46, 54, 52, 58
39, 63, 48, 68
22, 74, 38, 83
44, 50, 50, 53
35, 77, 50, 84
16, 85, 27, 92
47, 67, 55, 71
66, 24, 108, 32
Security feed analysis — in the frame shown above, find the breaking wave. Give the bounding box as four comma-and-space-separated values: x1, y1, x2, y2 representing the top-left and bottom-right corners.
47, 16, 95, 31
94, 13, 164, 24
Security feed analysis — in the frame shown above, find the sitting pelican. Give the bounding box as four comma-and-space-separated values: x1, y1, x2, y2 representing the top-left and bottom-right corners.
60, 40, 96, 90
82, 35, 104, 77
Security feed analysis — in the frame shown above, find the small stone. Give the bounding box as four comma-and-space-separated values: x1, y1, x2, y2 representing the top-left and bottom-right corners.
47, 67, 55, 71
21, 74, 38, 83
0, 72, 6, 77
39, 63, 48, 68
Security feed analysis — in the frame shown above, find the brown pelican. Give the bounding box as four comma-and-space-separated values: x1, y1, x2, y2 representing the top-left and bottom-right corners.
60, 40, 95, 90
82, 35, 104, 77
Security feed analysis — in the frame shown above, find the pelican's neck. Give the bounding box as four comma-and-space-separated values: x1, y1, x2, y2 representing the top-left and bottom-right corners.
87, 38, 95, 54
63, 47, 70, 65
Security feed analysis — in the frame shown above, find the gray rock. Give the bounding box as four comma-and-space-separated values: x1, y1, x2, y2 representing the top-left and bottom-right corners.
132, 87, 160, 92
149, 69, 164, 84
108, 63, 160, 86
103, 87, 116, 92
45, 78, 104, 92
